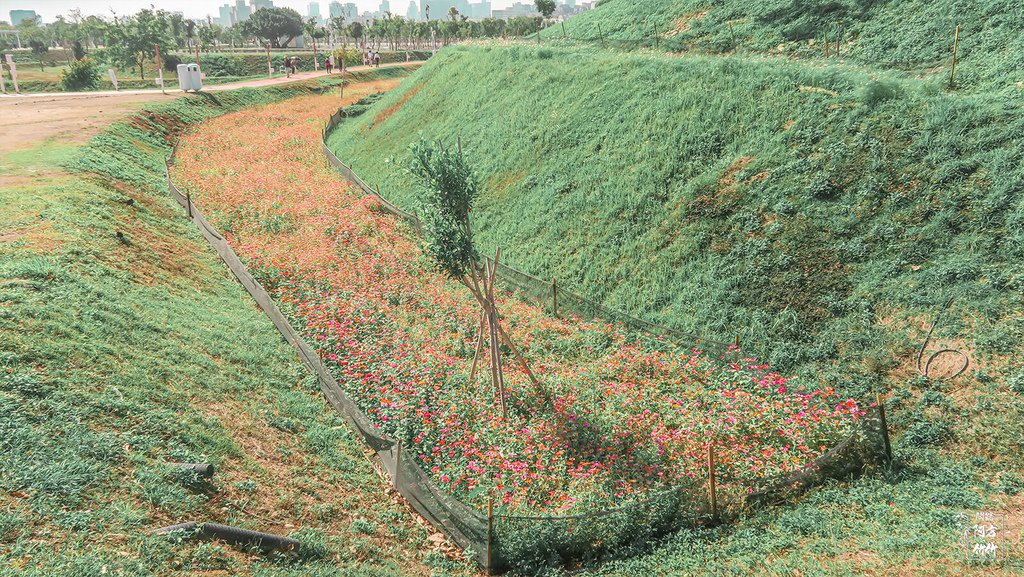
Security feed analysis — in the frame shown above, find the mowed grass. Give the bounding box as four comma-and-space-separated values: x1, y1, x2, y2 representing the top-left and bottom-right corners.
0, 69, 475, 576
324, 44, 1024, 574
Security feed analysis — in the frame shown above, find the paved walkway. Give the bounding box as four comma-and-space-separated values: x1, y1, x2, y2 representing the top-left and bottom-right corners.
0, 61, 421, 100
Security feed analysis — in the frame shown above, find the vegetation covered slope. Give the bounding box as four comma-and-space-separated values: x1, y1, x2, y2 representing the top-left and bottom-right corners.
327, 45, 1023, 395
551, 0, 1024, 90
0, 69, 474, 576
323, 43, 1024, 575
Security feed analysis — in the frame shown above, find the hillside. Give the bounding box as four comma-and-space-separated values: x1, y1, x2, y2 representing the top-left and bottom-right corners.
550, 0, 1024, 90
327, 45, 1023, 390
323, 43, 1024, 574
0, 69, 476, 576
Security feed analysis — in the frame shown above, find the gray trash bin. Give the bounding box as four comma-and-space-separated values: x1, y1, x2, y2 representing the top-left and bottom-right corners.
187, 64, 203, 92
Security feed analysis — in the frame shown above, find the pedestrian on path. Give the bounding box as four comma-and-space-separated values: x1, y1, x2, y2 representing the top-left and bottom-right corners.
374, 51, 381, 67
325, 55, 333, 74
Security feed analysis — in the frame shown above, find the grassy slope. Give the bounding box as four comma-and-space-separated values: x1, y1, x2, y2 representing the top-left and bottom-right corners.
325, 44, 1024, 575
328, 46, 1023, 387
0, 69, 473, 576
551, 0, 1024, 91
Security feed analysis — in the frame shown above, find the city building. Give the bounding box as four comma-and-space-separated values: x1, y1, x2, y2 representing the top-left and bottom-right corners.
218, 4, 234, 26
234, 0, 252, 22
343, 3, 358, 19
379, 1, 391, 15
9, 10, 37, 25
493, 1, 537, 19
468, 1, 490, 20
308, 2, 323, 23
251, 0, 275, 12
329, 1, 343, 18
406, 1, 419, 21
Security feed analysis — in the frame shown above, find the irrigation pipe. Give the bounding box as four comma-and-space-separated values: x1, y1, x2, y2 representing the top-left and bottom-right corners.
916, 297, 970, 380
151, 521, 300, 552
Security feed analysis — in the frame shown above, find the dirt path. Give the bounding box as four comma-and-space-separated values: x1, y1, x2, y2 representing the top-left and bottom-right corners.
0, 62, 421, 154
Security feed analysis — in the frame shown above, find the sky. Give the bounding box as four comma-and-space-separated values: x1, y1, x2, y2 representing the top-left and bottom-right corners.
11, 0, 524, 22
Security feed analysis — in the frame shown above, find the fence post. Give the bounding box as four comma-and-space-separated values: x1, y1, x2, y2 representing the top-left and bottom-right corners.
876, 393, 893, 464
948, 24, 961, 88
707, 443, 718, 522
395, 440, 404, 489
186, 192, 193, 219
551, 278, 558, 317
486, 494, 494, 574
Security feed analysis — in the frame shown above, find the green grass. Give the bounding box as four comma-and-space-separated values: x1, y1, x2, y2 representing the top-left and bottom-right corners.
0, 68, 473, 576
328, 46, 1023, 387
549, 0, 1024, 91
324, 42, 1024, 574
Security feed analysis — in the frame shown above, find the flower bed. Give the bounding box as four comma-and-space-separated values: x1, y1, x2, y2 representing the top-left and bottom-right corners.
171, 91, 865, 514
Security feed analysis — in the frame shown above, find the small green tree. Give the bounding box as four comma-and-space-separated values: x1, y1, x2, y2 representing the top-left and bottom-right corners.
241, 7, 304, 48
59, 57, 101, 91
535, 0, 557, 19
28, 40, 48, 71
408, 139, 545, 416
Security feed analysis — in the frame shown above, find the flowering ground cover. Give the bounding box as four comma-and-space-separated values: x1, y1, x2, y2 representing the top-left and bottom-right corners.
172, 88, 865, 514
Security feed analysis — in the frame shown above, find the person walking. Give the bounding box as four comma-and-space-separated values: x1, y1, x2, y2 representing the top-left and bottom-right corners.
374, 51, 381, 67
291, 57, 298, 76
325, 55, 333, 74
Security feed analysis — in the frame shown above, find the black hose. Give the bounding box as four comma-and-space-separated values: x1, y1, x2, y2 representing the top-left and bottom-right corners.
151, 521, 300, 553
917, 298, 970, 381
165, 463, 215, 478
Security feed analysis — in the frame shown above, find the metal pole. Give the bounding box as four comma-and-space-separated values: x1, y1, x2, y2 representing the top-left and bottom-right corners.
876, 393, 893, 464
551, 278, 558, 317
708, 443, 718, 521
486, 494, 494, 574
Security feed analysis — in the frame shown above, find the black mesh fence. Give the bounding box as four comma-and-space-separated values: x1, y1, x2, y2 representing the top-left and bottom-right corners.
157, 105, 893, 574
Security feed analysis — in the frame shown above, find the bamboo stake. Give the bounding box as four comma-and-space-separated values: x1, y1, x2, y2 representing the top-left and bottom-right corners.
876, 393, 893, 464
949, 24, 961, 88
470, 310, 486, 381
708, 443, 718, 521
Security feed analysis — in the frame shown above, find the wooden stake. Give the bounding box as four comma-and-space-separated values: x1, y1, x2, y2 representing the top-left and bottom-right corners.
551, 278, 558, 317
835, 22, 841, 56
654, 23, 659, 48
470, 310, 486, 381
876, 393, 893, 464
186, 192, 193, 218
561, 22, 567, 38
598, 23, 606, 49
708, 443, 718, 521
949, 24, 961, 88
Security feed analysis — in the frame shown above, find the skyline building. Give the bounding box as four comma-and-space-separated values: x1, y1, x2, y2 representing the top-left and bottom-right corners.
406, 1, 418, 21
234, 0, 251, 22
9, 9, 37, 25
328, 1, 343, 18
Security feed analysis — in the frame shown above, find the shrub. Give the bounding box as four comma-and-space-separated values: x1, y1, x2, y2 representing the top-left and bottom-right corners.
58, 58, 102, 92
163, 54, 182, 71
